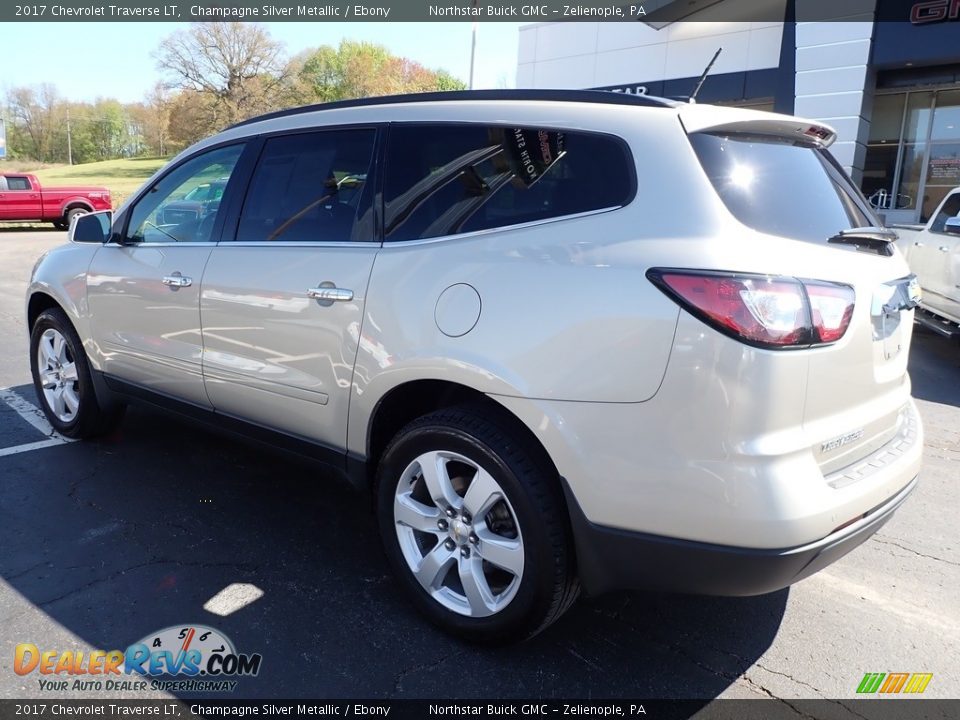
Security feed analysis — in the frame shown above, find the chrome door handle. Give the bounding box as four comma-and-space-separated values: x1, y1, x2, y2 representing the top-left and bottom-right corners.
307, 286, 353, 302
162, 274, 192, 288
913, 241, 924, 247
939, 246, 950, 252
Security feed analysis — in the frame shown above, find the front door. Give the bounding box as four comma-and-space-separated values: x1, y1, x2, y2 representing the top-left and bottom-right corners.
0, 175, 41, 220
86, 144, 246, 407
926, 193, 960, 321
200, 128, 379, 449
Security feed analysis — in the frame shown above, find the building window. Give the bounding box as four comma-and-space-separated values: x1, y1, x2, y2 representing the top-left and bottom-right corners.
923, 89, 960, 222
863, 88, 960, 223
863, 94, 906, 211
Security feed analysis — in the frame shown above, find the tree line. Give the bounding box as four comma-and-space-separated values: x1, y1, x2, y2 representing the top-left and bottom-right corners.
1, 22, 466, 164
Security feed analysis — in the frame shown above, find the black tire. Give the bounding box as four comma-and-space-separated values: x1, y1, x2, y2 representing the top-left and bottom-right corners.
375, 406, 579, 643
30, 308, 124, 439
64, 207, 88, 228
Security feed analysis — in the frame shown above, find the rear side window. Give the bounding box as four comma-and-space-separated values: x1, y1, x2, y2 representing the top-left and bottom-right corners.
236, 129, 376, 243
689, 133, 876, 243
930, 194, 960, 234
6, 176, 31, 190
383, 124, 634, 242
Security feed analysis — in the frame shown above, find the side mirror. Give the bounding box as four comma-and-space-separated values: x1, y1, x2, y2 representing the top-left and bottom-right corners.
945, 216, 960, 236
69, 210, 112, 244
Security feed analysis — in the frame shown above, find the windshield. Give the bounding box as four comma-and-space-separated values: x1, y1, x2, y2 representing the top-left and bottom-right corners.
689, 132, 878, 243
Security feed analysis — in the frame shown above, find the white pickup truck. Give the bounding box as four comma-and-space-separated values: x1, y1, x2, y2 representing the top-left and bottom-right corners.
894, 187, 960, 338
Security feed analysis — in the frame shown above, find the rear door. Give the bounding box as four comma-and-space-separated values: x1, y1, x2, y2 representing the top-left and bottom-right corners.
943, 232, 960, 323
200, 127, 379, 450
86, 144, 247, 406
923, 191, 960, 318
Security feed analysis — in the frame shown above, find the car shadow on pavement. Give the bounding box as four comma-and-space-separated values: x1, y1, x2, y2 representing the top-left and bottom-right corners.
0, 387, 787, 702
909, 330, 960, 408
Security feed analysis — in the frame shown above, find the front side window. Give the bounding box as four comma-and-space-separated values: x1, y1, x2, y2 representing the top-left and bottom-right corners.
383, 124, 634, 242
930, 194, 960, 234
689, 132, 877, 244
125, 144, 244, 244
6, 176, 31, 190
235, 129, 376, 243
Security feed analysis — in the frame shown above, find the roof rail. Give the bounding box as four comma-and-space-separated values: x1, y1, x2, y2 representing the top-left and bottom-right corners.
229, 89, 678, 129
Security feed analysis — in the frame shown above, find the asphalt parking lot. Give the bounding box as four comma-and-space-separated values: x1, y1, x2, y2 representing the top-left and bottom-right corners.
0, 229, 958, 709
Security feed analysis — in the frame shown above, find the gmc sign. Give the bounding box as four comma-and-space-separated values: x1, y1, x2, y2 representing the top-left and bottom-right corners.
910, 0, 960, 23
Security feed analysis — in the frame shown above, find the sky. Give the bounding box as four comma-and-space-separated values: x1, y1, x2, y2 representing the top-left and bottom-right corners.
1, 22, 524, 104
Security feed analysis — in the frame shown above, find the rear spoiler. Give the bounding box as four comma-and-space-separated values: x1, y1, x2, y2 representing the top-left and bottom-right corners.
678, 104, 837, 148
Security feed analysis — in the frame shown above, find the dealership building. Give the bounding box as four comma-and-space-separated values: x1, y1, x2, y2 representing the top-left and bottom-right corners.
516, 0, 960, 224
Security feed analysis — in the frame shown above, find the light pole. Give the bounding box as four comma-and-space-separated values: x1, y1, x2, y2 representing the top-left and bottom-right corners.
469, 2, 478, 90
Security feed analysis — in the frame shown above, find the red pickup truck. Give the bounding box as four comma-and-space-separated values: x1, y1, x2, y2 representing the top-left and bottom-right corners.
0, 173, 112, 229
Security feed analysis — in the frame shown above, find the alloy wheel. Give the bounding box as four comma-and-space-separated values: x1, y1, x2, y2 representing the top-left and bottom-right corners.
36, 328, 80, 424
393, 450, 525, 617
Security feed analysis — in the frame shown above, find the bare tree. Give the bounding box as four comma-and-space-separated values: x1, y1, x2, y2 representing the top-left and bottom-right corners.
154, 22, 286, 130
129, 83, 173, 157
6, 84, 63, 162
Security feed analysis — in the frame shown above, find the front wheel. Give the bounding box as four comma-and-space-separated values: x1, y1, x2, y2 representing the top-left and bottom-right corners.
376, 407, 579, 643
30, 308, 124, 438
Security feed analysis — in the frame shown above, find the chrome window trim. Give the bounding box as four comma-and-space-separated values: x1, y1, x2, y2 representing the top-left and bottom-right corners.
380, 205, 625, 248
111, 241, 218, 248
215, 241, 380, 249
112, 241, 378, 248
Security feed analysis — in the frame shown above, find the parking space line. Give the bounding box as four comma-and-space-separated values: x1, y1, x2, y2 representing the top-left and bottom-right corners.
0, 386, 74, 455
0, 437, 68, 458
203, 583, 265, 616
813, 571, 960, 639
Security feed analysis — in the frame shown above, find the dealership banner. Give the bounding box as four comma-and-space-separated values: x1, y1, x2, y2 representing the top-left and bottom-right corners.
2, 0, 956, 22
0, 700, 957, 719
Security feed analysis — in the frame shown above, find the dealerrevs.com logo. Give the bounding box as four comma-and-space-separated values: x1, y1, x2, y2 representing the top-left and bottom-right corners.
14, 624, 262, 693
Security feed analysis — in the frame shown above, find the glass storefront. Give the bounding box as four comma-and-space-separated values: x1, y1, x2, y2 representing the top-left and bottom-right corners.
864, 87, 960, 224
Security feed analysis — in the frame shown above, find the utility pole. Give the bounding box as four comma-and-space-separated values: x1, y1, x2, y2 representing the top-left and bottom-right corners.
66, 107, 73, 166
469, 1, 478, 89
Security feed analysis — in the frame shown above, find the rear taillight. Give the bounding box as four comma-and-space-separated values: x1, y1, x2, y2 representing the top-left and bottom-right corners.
648, 269, 855, 349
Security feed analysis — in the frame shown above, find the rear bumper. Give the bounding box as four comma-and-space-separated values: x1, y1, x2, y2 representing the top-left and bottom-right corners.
564, 474, 918, 597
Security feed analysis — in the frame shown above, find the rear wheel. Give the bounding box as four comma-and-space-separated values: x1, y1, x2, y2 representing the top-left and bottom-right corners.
30, 308, 124, 439
376, 407, 579, 643
64, 206, 88, 229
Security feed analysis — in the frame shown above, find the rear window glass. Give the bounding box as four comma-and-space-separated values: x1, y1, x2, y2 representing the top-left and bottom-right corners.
383, 124, 634, 242
689, 133, 876, 243
236, 129, 375, 243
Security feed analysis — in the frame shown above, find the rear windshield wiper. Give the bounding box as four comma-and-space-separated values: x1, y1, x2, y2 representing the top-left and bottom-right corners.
828, 227, 897, 256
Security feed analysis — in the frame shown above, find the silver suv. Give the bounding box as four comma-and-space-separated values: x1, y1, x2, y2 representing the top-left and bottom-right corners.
27, 90, 923, 642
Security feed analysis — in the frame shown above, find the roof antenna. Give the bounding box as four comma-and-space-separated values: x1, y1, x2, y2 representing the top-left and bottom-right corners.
689, 47, 722, 103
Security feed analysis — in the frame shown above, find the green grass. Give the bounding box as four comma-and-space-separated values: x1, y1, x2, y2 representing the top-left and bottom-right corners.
32, 157, 171, 208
